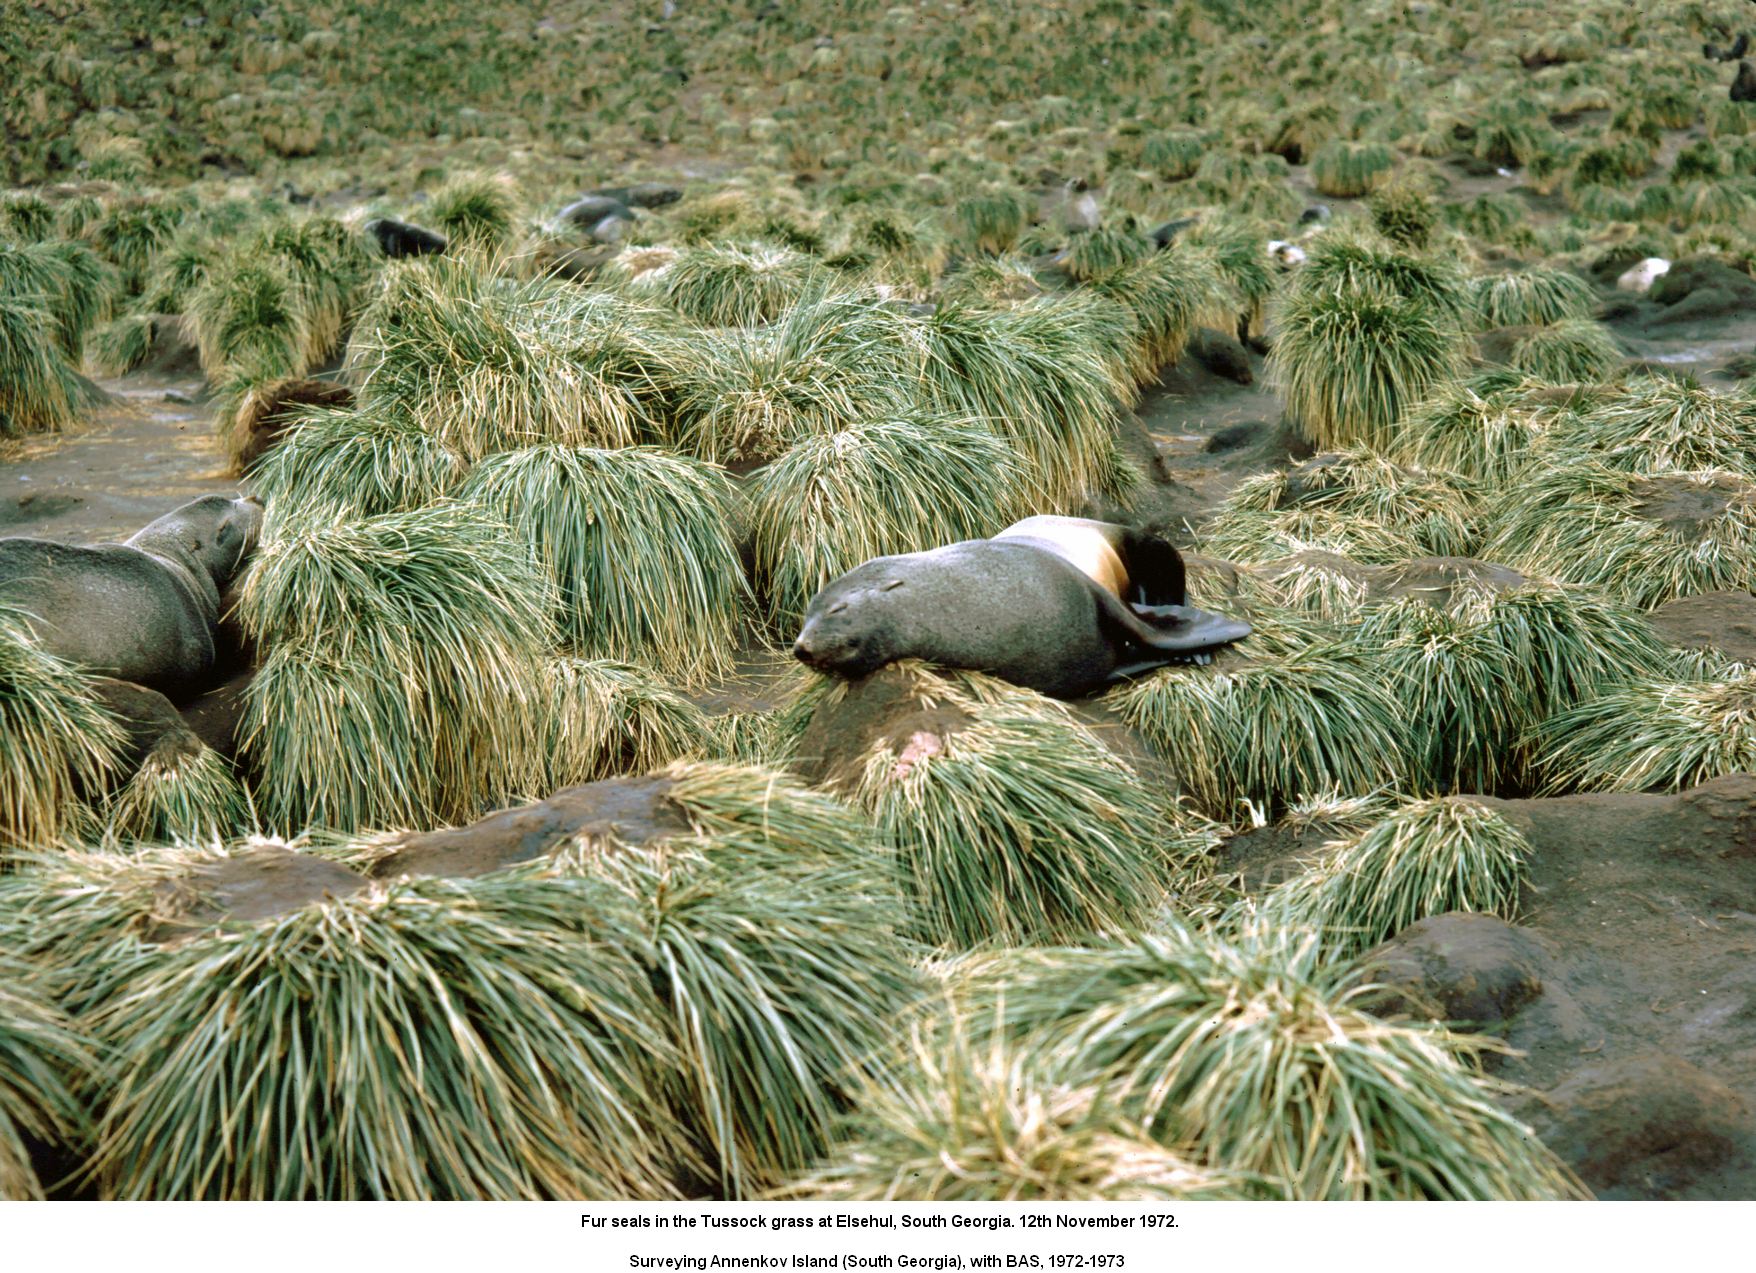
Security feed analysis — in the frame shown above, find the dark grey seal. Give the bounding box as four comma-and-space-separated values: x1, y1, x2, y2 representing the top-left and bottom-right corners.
793, 516, 1250, 699
0, 495, 264, 701
365, 217, 447, 258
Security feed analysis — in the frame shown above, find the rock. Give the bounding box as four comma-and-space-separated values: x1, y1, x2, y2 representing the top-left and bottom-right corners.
1616, 257, 1671, 294
1525, 1055, 1754, 1198
1358, 912, 1552, 1026
1187, 328, 1253, 385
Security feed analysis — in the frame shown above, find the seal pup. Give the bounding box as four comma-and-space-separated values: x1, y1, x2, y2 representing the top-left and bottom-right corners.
0, 495, 264, 700
365, 217, 447, 258
793, 516, 1250, 699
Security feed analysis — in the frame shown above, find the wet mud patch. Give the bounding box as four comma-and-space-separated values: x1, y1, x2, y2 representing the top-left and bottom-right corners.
151, 845, 369, 941
1649, 590, 1756, 664
1630, 473, 1750, 538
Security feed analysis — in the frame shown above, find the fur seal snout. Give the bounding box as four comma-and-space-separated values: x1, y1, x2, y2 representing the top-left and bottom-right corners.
794, 517, 1250, 698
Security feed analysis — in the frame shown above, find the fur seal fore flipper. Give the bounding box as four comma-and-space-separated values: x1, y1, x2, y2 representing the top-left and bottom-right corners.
1093, 591, 1252, 657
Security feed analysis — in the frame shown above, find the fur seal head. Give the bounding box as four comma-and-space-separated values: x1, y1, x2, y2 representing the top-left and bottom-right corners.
793, 561, 909, 678
125, 495, 264, 608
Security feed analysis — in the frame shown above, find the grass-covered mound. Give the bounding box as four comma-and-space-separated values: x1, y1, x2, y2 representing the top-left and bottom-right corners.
962, 920, 1585, 1199
0, 294, 105, 437
781, 1008, 1244, 1200
461, 444, 747, 685
1471, 267, 1596, 328
1538, 376, 1756, 476
1485, 463, 1756, 607
251, 402, 470, 525
0, 611, 121, 853
0, 965, 94, 1200
1268, 797, 1532, 956
541, 657, 715, 789
747, 414, 1014, 629
662, 241, 820, 326
1106, 644, 1412, 820
101, 737, 254, 847
1389, 374, 1581, 485
1532, 669, 1756, 795
237, 502, 555, 832
800, 664, 1167, 947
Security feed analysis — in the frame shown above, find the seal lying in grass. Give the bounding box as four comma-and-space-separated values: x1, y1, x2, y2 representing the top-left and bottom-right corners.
793, 516, 1250, 698
0, 495, 263, 701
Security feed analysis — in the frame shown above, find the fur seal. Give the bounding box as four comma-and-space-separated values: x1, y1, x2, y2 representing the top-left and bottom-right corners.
1735, 60, 1756, 104
0, 495, 264, 701
792, 516, 1251, 698
365, 217, 447, 258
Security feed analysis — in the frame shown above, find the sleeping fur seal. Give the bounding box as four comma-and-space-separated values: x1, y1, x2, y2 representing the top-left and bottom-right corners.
793, 516, 1250, 698
0, 495, 263, 701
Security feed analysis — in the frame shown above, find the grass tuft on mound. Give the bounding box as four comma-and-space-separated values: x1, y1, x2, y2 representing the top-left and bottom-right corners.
542, 658, 716, 789
186, 252, 308, 383
0, 610, 120, 852
662, 241, 820, 326
252, 403, 470, 526
967, 920, 1585, 1199
779, 1008, 1246, 1200
101, 738, 253, 846
1280, 797, 1531, 955
1485, 463, 1756, 607
1390, 375, 1571, 485
833, 672, 1167, 947
0, 967, 94, 1200
748, 414, 1015, 629
1541, 375, 1756, 476
1268, 284, 1466, 452
1532, 670, 1756, 795
1106, 645, 1412, 820
1310, 140, 1396, 197
0, 295, 104, 437
1505, 318, 1622, 383
238, 502, 554, 832
1471, 267, 1597, 328
461, 445, 746, 685
428, 171, 521, 252
1083, 244, 1236, 380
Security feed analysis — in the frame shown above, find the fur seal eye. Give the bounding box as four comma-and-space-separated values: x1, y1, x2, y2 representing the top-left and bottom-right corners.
881, 579, 905, 591
827, 602, 848, 615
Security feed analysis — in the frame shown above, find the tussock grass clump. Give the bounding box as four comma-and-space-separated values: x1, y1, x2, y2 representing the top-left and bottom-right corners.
920, 296, 1134, 513
250, 216, 376, 365
555, 763, 917, 1195
833, 671, 1164, 948
0, 969, 94, 1200
462, 445, 746, 685
1368, 181, 1439, 249
1208, 452, 1481, 561
748, 415, 1015, 629
666, 290, 918, 464
1294, 228, 1471, 325
1390, 375, 1567, 485
251, 403, 469, 526
0, 193, 55, 242
663, 241, 819, 326
428, 172, 520, 252
1506, 318, 1622, 383
1142, 130, 1210, 181
347, 260, 652, 459
4, 847, 687, 1199
1285, 797, 1530, 956
1106, 646, 1412, 819
1310, 140, 1396, 197
101, 738, 253, 846
0, 295, 104, 436
937, 255, 1045, 305
1179, 216, 1277, 335
0, 610, 120, 852
1542, 376, 1756, 476
87, 311, 156, 376
1268, 284, 1467, 451
781, 1014, 1244, 1201
238, 502, 554, 832
1084, 245, 1236, 379
542, 658, 715, 788
953, 190, 1029, 255
1485, 463, 1756, 607
186, 253, 308, 382
86, 195, 186, 291
136, 230, 215, 314
969, 922, 1585, 1199
0, 239, 114, 361
1472, 268, 1597, 328
1532, 671, 1756, 795
1061, 223, 1153, 283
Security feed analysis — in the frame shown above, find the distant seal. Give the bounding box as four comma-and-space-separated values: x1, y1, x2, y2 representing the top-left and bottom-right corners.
0, 495, 264, 701
1736, 60, 1756, 104
365, 217, 447, 258
589, 183, 682, 209
555, 195, 634, 229
792, 516, 1251, 698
